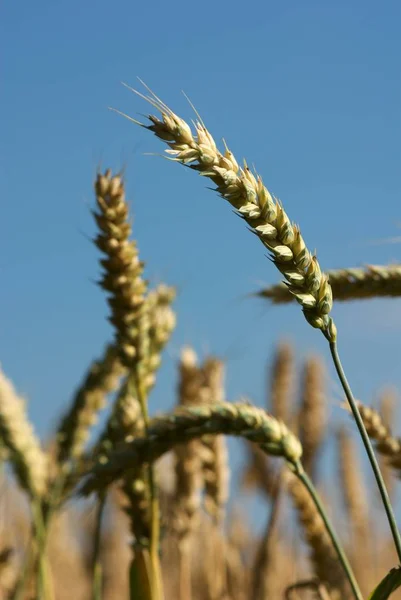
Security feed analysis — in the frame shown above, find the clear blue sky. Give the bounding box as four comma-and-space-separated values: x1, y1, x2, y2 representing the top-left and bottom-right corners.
1, 0, 401, 499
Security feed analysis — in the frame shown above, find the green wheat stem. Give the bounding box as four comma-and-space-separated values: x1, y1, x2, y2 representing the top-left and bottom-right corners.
130, 374, 163, 600
298, 469, 363, 600
328, 338, 401, 564
32, 500, 54, 600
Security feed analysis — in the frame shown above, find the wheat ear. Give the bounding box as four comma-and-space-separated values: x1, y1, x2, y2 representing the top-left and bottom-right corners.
120, 83, 333, 333
287, 472, 350, 599
81, 402, 302, 495
198, 357, 230, 525
298, 355, 326, 480
55, 344, 124, 466
257, 264, 401, 304
269, 342, 294, 423
94, 168, 166, 595
0, 368, 48, 499
337, 427, 372, 594
172, 348, 203, 600
377, 390, 397, 499
345, 400, 401, 465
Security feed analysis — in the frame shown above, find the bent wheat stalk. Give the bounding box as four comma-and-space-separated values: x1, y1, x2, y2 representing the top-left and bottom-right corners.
257, 264, 401, 304
118, 81, 401, 564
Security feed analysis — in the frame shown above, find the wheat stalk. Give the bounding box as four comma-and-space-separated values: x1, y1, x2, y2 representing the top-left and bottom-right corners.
257, 264, 401, 304
118, 83, 333, 334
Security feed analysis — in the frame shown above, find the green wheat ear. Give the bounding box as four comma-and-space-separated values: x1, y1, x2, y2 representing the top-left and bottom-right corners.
114, 82, 334, 336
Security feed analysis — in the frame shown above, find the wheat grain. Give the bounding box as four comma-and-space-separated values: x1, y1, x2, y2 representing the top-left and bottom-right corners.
257, 264, 401, 304
120, 83, 333, 334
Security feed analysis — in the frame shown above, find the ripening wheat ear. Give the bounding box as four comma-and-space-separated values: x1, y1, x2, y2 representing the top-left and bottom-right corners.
116, 82, 334, 335
0, 368, 48, 499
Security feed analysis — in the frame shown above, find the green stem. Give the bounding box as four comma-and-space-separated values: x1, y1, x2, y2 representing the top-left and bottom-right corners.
32, 501, 54, 600
92, 493, 106, 600
298, 469, 363, 600
329, 339, 401, 564
131, 374, 163, 600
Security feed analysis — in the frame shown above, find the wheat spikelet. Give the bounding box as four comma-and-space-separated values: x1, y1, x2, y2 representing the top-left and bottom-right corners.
258, 264, 401, 304
298, 356, 326, 480
198, 358, 229, 524
287, 472, 350, 599
122, 83, 334, 334
81, 402, 303, 495
0, 368, 48, 499
56, 344, 124, 465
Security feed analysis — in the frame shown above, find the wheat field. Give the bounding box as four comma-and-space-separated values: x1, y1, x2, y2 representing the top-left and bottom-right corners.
2, 85, 401, 600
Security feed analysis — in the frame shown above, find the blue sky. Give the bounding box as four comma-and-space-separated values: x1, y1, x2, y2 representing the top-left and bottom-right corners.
2, 1, 401, 516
